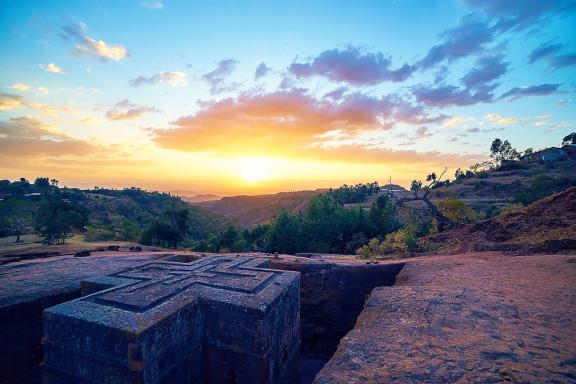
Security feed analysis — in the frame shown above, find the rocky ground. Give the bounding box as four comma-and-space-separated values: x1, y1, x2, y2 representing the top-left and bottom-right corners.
314, 251, 576, 383
2, 248, 575, 383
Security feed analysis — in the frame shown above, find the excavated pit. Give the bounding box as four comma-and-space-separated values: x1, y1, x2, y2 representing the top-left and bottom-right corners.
0, 253, 404, 384
270, 259, 405, 383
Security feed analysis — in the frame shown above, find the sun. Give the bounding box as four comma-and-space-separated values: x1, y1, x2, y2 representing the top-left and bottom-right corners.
235, 157, 274, 183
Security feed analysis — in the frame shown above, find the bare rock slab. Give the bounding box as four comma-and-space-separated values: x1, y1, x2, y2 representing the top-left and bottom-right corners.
42, 256, 300, 384
314, 253, 576, 384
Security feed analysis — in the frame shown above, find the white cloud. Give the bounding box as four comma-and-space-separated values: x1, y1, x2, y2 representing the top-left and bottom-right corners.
483, 113, 501, 120
495, 117, 518, 125
10, 83, 29, 92
0, 94, 24, 111
74, 36, 128, 61
142, 0, 164, 10
40, 63, 63, 74
60, 22, 128, 62
442, 116, 472, 128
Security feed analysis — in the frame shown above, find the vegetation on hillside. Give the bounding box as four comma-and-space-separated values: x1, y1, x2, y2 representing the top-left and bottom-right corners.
1, 132, 574, 257
0, 179, 225, 248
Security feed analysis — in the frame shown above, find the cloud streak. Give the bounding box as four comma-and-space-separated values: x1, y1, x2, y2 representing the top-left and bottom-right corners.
106, 100, 161, 121
130, 71, 188, 87
500, 84, 560, 101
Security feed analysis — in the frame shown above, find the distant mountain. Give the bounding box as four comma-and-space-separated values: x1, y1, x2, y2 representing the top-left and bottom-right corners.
181, 194, 223, 203
192, 190, 324, 227
169, 190, 222, 201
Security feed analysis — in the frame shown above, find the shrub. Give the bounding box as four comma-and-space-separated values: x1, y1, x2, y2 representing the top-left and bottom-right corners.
500, 203, 524, 214
356, 238, 380, 259
436, 198, 477, 224
380, 227, 418, 254
85, 225, 117, 242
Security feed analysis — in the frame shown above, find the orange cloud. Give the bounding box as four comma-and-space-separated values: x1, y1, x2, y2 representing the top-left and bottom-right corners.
154, 89, 398, 157
0, 116, 96, 157
153, 89, 476, 169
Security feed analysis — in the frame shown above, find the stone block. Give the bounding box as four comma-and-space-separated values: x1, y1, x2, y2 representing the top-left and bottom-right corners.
42, 256, 300, 384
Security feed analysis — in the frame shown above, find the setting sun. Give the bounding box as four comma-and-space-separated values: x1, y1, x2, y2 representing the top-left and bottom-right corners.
235, 157, 275, 183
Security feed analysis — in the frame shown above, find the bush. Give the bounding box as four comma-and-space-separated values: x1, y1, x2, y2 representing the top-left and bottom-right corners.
356, 238, 381, 259
500, 203, 524, 214
85, 225, 117, 242
356, 226, 420, 259
380, 227, 418, 254
436, 198, 477, 224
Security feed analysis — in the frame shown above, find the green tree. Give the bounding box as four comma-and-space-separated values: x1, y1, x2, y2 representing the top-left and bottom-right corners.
490, 138, 520, 167
266, 210, 305, 254
219, 226, 239, 251
369, 195, 399, 236
120, 219, 141, 242
36, 200, 88, 244
141, 222, 180, 248
562, 132, 576, 146
34, 177, 50, 190
4, 200, 35, 242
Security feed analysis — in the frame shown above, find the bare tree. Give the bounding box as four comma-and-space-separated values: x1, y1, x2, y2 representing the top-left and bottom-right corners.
395, 167, 458, 232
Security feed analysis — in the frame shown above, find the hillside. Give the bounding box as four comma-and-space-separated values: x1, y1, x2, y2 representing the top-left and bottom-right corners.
427, 186, 576, 254
0, 184, 227, 248
470, 186, 576, 252
78, 188, 226, 239
428, 159, 576, 215
193, 190, 323, 227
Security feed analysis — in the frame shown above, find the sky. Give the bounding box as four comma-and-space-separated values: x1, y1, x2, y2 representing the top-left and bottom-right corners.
0, 0, 575, 195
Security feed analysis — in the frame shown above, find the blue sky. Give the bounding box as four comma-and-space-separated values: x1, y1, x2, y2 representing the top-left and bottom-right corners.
0, 0, 575, 194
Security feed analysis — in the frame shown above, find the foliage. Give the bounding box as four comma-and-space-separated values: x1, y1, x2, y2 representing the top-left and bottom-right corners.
140, 221, 181, 248
500, 203, 525, 215
265, 193, 399, 254
356, 226, 420, 258
436, 198, 477, 224
562, 132, 576, 146
490, 138, 520, 167
356, 238, 381, 259
454, 168, 476, 180
469, 161, 493, 174
0, 199, 36, 242
140, 207, 193, 248
120, 219, 141, 242
329, 182, 380, 204
514, 174, 576, 205
410, 180, 422, 192
35, 200, 88, 244
85, 224, 117, 242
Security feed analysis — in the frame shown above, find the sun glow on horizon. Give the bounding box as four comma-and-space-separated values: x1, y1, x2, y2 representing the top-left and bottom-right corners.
235, 157, 276, 183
